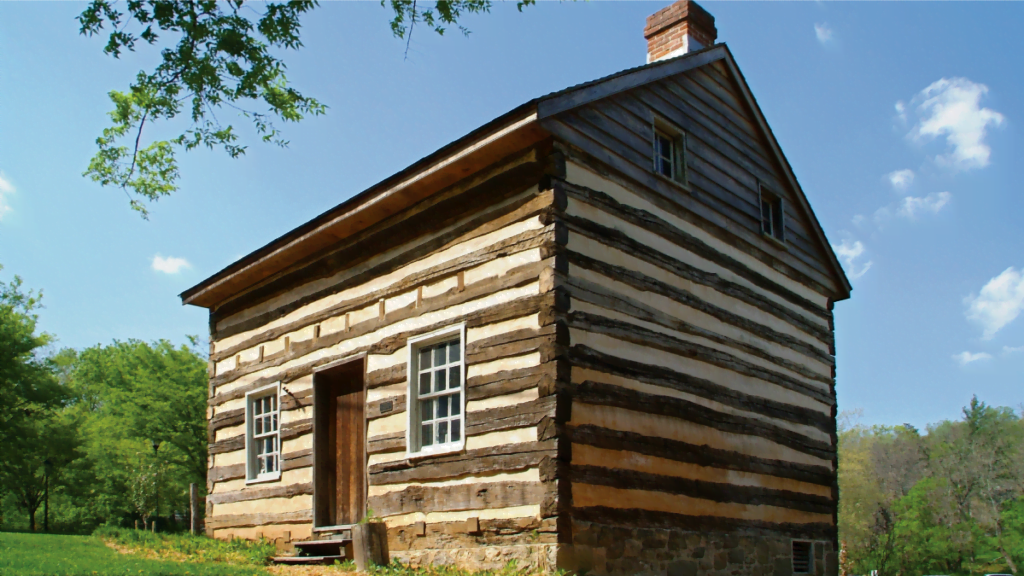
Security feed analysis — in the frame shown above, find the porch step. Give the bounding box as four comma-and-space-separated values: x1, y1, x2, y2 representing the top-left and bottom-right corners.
272, 555, 345, 566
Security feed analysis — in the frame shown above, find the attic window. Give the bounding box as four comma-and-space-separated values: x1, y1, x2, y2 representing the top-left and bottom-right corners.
792, 541, 813, 574
760, 185, 785, 243
652, 119, 688, 187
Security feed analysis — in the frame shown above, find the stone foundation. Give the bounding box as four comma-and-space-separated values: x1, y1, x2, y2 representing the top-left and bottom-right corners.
564, 520, 837, 576
392, 544, 558, 572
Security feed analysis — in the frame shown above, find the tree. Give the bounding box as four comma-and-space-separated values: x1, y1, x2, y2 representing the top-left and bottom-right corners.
68, 338, 209, 517
79, 0, 535, 218
0, 267, 63, 444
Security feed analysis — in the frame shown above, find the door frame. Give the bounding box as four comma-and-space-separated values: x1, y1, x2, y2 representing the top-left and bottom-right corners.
311, 353, 368, 529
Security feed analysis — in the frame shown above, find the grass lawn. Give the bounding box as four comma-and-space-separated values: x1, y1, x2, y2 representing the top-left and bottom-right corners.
0, 532, 269, 576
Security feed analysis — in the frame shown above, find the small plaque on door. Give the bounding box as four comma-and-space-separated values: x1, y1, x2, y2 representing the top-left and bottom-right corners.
380, 401, 394, 414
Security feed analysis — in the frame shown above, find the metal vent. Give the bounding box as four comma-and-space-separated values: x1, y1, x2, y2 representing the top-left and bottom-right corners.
792, 541, 813, 574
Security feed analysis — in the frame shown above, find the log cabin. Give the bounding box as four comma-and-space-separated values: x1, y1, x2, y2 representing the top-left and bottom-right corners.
181, 1, 850, 574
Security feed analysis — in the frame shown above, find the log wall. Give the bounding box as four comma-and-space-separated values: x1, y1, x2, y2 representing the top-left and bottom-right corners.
537, 60, 840, 576
202, 146, 563, 568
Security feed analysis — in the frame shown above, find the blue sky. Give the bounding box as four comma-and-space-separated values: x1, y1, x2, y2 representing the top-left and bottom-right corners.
1, 1, 1021, 429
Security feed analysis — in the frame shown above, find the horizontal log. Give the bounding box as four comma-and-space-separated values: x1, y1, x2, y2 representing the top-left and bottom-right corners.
569, 310, 833, 406
209, 388, 314, 438
209, 418, 312, 456
213, 150, 550, 339
208, 482, 314, 505
568, 424, 834, 487
206, 509, 313, 530
369, 481, 547, 518
209, 449, 312, 484
466, 364, 555, 402
568, 249, 832, 368
572, 506, 835, 538
566, 271, 832, 381
212, 232, 552, 384
209, 291, 558, 407
573, 380, 834, 460
569, 340, 832, 432
369, 440, 556, 485
564, 213, 831, 345
368, 431, 405, 455
466, 395, 556, 437
571, 465, 832, 515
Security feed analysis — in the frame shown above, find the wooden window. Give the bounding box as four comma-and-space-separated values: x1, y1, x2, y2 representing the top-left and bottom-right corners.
407, 325, 466, 457
792, 540, 813, 574
245, 383, 281, 483
760, 185, 786, 243
652, 119, 688, 187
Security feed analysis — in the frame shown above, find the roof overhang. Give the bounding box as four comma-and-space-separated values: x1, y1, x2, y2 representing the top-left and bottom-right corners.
181, 103, 548, 310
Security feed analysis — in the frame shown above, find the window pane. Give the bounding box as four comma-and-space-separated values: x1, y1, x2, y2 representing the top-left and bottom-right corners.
761, 199, 772, 235
438, 395, 449, 418
421, 424, 433, 446
772, 200, 785, 241
271, 413, 278, 432
258, 457, 267, 475
451, 392, 461, 416
419, 348, 432, 370
451, 419, 461, 442
434, 344, 446, 366
266, 437, 276, 454
263, 396, 271, 413
449, 366, 461, 389
255, 417, 263, 435
437, 421, 448, 444
419, 372, 431, 395
448, 339, 460, 362
435, 369, 447, 392
420, 398, 433, 422
271, 394, 277, 411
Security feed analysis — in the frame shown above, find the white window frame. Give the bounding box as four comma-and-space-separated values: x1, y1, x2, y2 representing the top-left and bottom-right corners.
245, 382, 282, 484
406, 324, 467, 458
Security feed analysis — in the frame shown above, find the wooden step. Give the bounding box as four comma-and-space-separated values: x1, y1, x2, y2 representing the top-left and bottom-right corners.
294, 538, 351, 547
272, 555, 345, 566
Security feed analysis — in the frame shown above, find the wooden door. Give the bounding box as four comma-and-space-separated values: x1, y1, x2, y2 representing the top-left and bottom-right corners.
314, 361, 366, 527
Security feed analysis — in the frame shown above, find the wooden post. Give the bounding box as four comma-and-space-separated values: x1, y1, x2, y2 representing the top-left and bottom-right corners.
352, 524, 371, 572
134, 520, 138, 530
151, 518, 156, 533
352, 522, 390, 570
189, 483, 200, 535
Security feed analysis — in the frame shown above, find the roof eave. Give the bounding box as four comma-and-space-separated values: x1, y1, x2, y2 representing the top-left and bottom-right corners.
180, 102, 546, 310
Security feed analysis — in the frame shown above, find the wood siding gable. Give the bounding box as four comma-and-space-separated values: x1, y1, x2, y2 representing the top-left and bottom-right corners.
537, 44, 851, 301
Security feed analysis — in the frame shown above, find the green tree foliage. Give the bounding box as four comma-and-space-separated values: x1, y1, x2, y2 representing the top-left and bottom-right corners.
79, 0, 535, 218
0, 271, 209, 533
839, 398, 1024, 576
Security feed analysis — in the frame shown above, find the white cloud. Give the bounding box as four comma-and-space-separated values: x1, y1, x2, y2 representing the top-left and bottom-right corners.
152, 255, 191, 274
814, 23, 834, 44
0, 171, 14, 221
964, 267, 1024, 340
1002, 345, 1024, 355
908, 77, 1005, 171
896, 191, 951, 219
952, 351, 993, 366
886, 169, 915, 192
833, 239, 873, 280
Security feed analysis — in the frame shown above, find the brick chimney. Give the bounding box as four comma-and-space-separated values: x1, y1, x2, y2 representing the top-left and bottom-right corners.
644, 0, 717, 63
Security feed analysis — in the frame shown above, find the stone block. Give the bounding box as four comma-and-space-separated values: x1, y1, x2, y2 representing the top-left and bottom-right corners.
668, 560, 699, 576
692, 546, 706, 559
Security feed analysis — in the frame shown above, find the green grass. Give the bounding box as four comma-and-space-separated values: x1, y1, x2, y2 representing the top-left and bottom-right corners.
0, 531, 270, 576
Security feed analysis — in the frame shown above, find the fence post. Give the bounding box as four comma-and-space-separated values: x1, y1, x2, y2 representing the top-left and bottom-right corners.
189, 483, 200, 535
